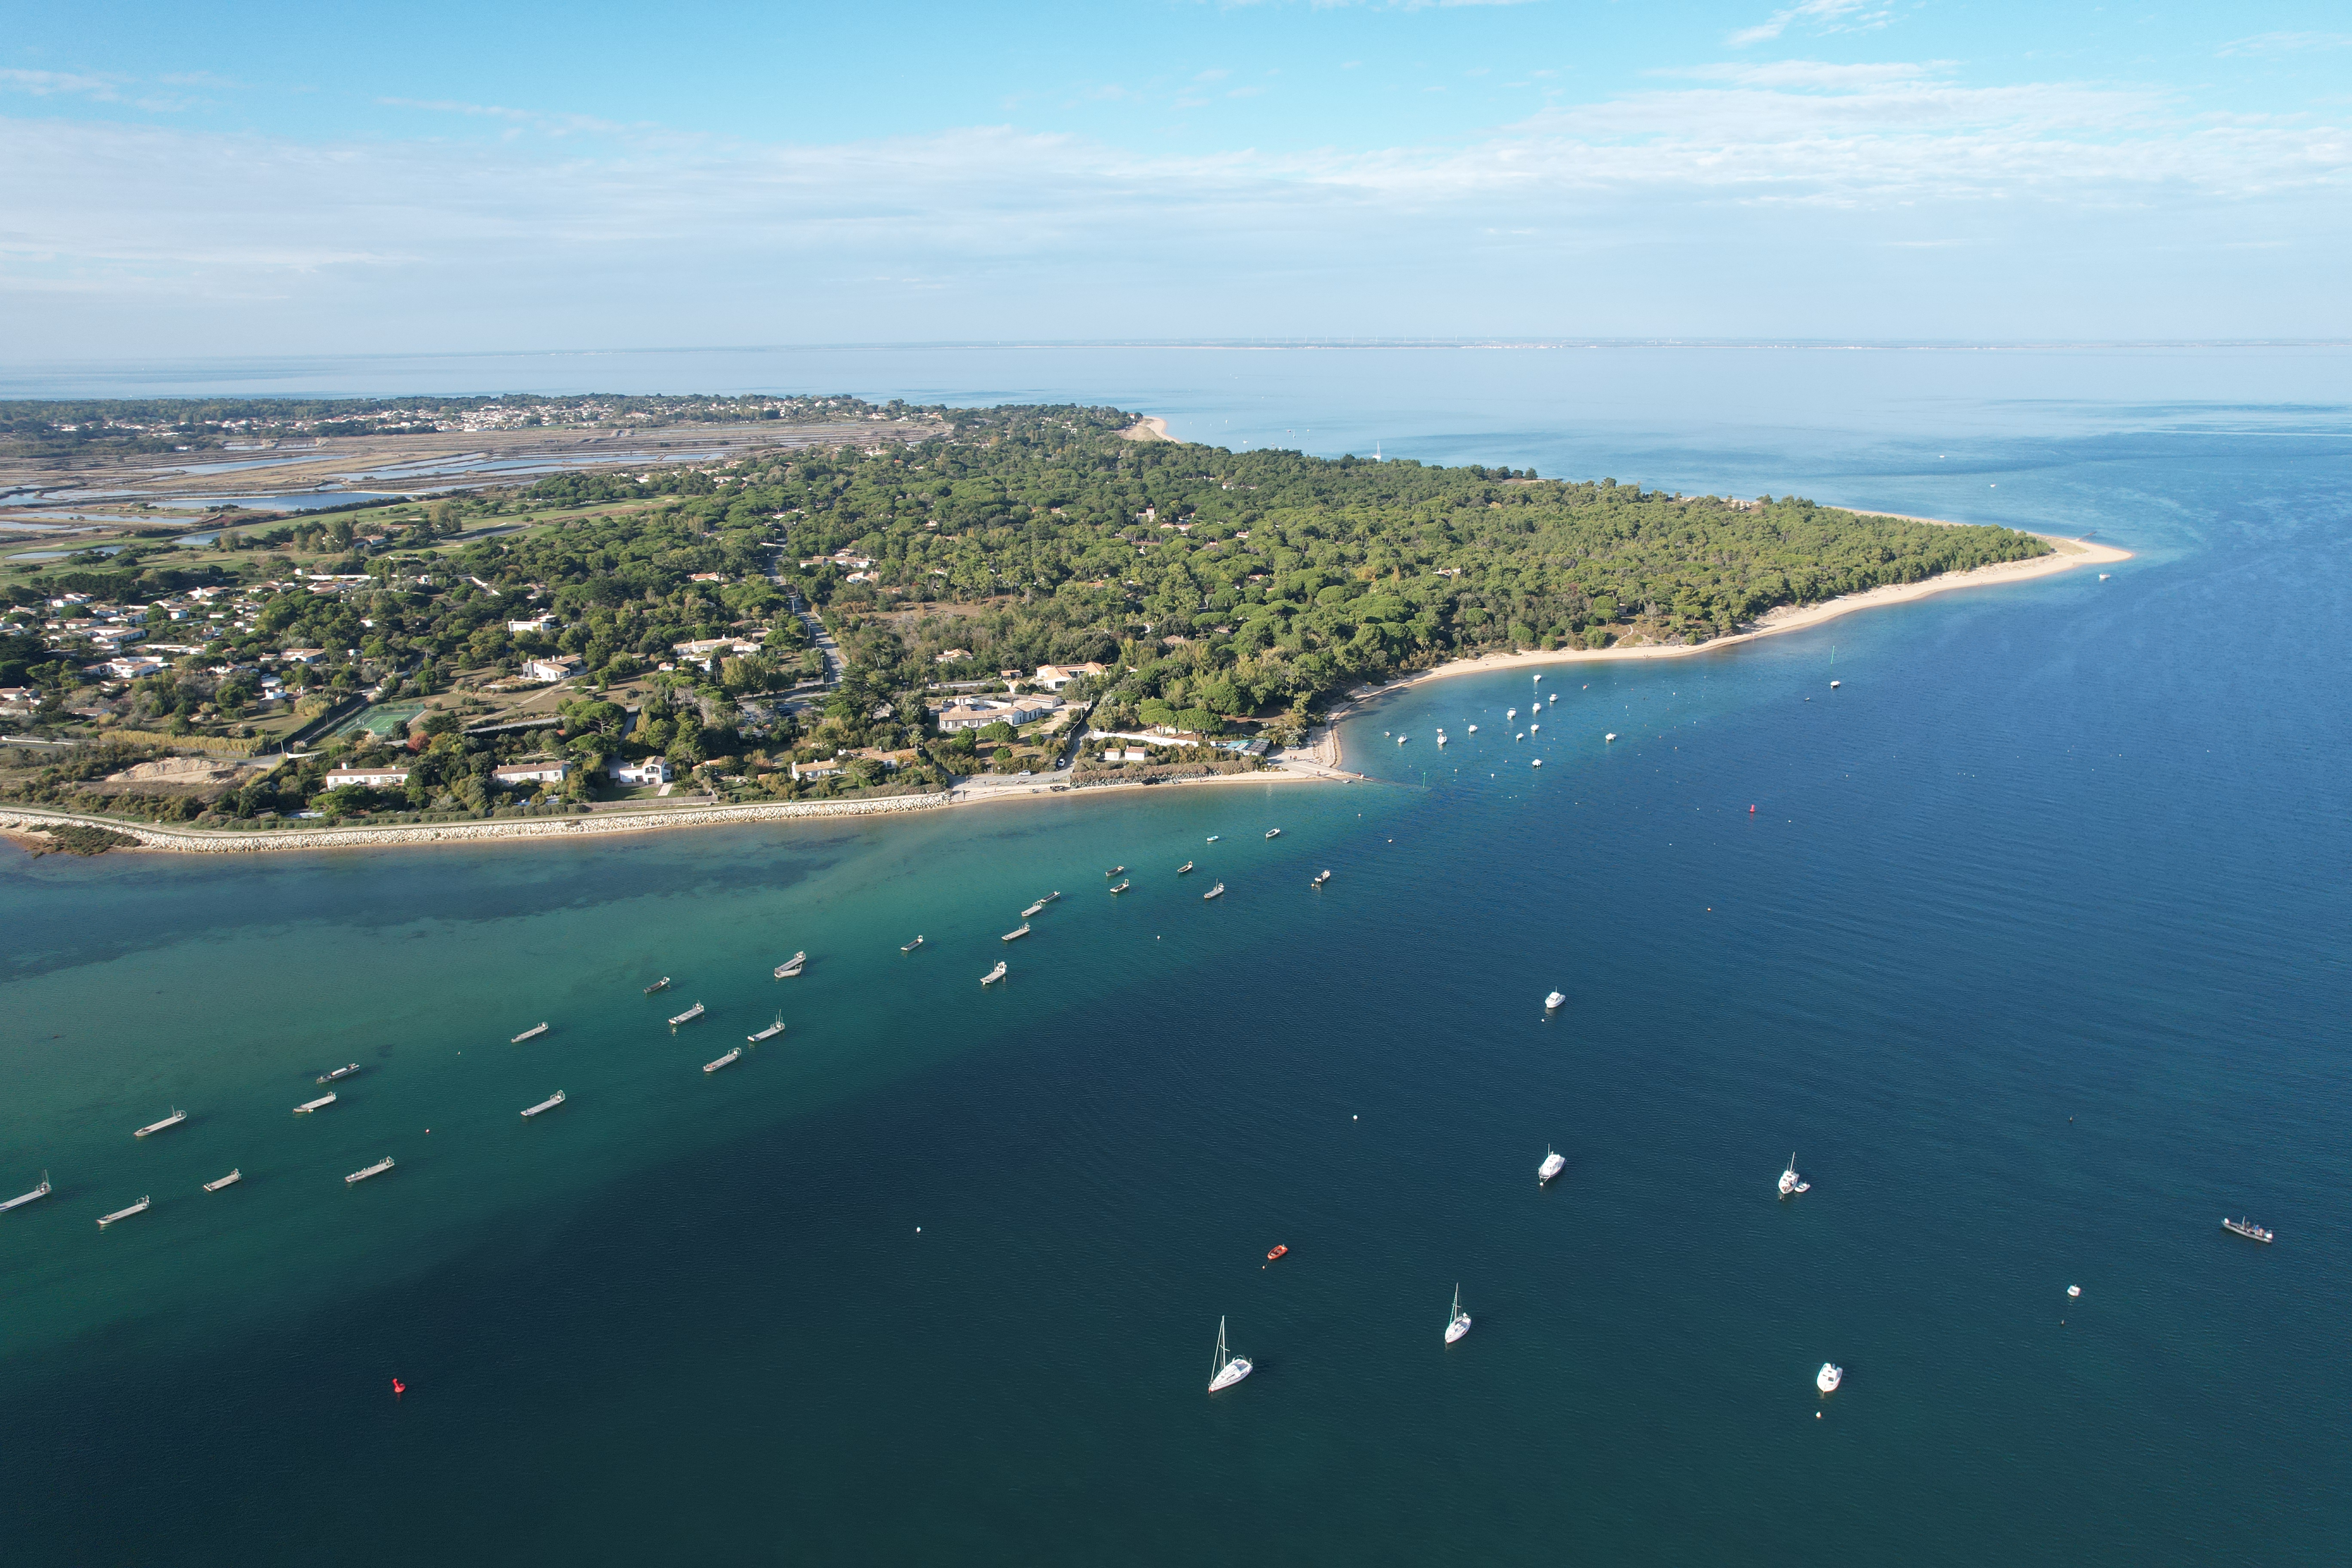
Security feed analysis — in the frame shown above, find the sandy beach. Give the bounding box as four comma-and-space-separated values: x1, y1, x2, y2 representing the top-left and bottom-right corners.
2, 526, 2119, 855
1117, 416, 1172, 442
1315, 530, 2130, 766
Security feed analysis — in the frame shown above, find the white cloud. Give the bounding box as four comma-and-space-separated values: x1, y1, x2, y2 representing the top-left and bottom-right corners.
2218, 31, 2352, 57
1728, 0, 1893, 49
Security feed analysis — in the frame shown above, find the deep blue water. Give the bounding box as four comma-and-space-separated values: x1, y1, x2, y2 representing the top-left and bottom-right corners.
3, 347, 2349, 1565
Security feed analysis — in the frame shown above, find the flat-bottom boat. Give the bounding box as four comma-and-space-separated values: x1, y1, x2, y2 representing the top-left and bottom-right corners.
668, 1002, 706, 1028
774, 952, 807, 979
981, 961, 1008, 986
1002, 923, 1031, 942
1021, 900, 1047, 918
98, 1196, 151, 1228
1264, 828, 1281, 839
1311, 870, 1331, 887
346, 1157, 395, 1185
901, 935, 925, 952
294, 1093, 337, 1115
1108, 879, 1130, 894
1265, 1244, 1288, 1262
203, 1170, 241, 1192
511, 1023, 550, 1044
705, 1047, 743, 1073
1203, 882, 1225, 900
134, 1109, 187, 1138
749, 1013, 786, 1043
2223, 1216, 2275, 1243
1, 1171, 53, 1212
318, 1064, 361, 1084
644, 977, 672, 995
1176, 861, 1194, 875
521, 1090, 567, 1119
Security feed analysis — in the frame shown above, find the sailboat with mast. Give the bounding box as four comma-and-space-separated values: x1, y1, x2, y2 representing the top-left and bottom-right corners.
1207, 1316, 1253, 1392
1444, 1285, 1472, 1344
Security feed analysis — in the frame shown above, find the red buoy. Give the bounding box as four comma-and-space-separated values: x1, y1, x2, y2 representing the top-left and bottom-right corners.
392, 1378, 406, 1398
1749, 805, 1757, 813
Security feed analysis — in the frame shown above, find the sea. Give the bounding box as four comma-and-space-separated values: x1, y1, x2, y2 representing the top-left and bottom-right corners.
4, 345, 2349, 1566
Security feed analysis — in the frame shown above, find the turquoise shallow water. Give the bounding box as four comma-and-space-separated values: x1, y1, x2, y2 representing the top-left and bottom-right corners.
4, 347, 2350, 1565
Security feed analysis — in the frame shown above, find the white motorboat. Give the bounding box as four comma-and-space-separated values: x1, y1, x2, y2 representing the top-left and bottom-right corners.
1207, 1316, 1253, 1392
1397, 735, 1408, 745
1507, 708, 1517, 720
98, 1196, 151, 1228
644, 977, 672, 995
1264, 828, 1280, 839
1538, 1147, 1565, 1183
1176, 861, 1194, 875
510, 1023, 549, 1044
202, 1169, 242, 1192
981, 961, 1008, 986
1605, 732, 1617, 742
1467, 724, 1478, 733
749, 1014, 786, 1042
1445, 1285, 1472, 1344
1531, 759, 1542, 768
1108, 879, 1130, 894
1206, 836, 1219, 843
293, 1093, 337, 1115
1437, 733, 1448, 746
1311, 869, 1331, 887
704, 1047, 743, 1073
775, 952, 807, 979
1203, 882, 1225, 900
2223, 1217, 2274, 1243
1830, 680, 1841, 689
134, 1109, 187, 1138
318, 1064, 361, 1084
1779, 1154, 1810, 1197
521, 1090, 566, 1118
1544, 990, 1565, 1011
1, 1171, 53, 1213
1529, 722, 1540, 734
1817, 1362, 1842, 1394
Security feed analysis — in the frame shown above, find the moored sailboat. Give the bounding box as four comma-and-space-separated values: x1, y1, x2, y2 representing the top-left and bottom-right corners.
1779, 1155, 1810, 1197
1207, 1316, 1253, 1392
1538, 1147, 1565, 1184
318, 1063, 361, 1084
1445, 1285, 1472, 1343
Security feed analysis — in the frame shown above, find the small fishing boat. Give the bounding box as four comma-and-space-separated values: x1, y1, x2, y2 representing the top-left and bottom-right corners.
704, 1047, 743, 1073
1467, 724, 1478, 733
1264, 828, 1281, 839
1529, 722, 1540, 734
521, 1090, 566, 1119
511, 1023, 549, 1044
1108, 879, 1130, 894
1829, 680, 1841, 689
1266, 1244, 1288, 1263
1022, 900, 1047, 917
1531, 759, 1542, 768
318, 1064, 361, 1084
1106, 865, 1126, 877
1205, 835, 1219, 843
1040, 890, 1061, 904
1203, 882, 1225, 900
346, 1156, 395, 1185
668, 1002, 706, 1028
293, 1093, 337, 1115
1605, 732, 1617, 742
1207, 1316, 1253, 1392
774, 952, 807, 979
1396, 735, 1408, 745
749, 1014, 786, 1043
202, 1169, 241, 1192
1507, 708, 1518, 720
1002, 923, 1031, 942
98, 1196, 151, 1228
1817, 1362, 1843, 1394
1311, 869, 1331, 887
1544, 991, 1565, 1011
1538, 1147, 1565, 1184
1436, 734, 1448, 746
1176, 861, 1194, 875
981, 961, 1008, 986
2223, 1217, 2274, 1243
134, 1109, 187, 1139
644, 977, 672, 995
1779, 1154, 1810, 1197
1445, 1285, 1472, 1344
0, 1171, 52, 1213
901, 935, 925, 952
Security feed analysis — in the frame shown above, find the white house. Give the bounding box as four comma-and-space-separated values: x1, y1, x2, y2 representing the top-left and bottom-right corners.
279, 648, 328, 665
612, 756, 672, 787
324, 766, 413, 789
524, 654, 583, 683
935, 695, 1057, 732
507, 615, 557, 634
493, 761, 569, 787
1030, 662, 1107, 692
101, 655, 168, 680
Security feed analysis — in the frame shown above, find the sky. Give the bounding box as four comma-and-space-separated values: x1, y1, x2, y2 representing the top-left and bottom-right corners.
3, 1, 2348, 360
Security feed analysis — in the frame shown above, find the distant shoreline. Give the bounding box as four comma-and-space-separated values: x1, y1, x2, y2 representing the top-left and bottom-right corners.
1321, 529, 2132, 757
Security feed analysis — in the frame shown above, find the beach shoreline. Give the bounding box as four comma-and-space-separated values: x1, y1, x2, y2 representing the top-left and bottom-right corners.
0, 526, 2120, 858
1321, 530, 2131, 748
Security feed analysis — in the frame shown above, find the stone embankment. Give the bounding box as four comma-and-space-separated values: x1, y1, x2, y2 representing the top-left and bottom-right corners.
0, 793, 951, 855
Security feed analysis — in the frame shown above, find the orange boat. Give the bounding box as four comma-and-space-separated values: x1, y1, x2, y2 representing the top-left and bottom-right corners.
1265, 1244, 1288, 1262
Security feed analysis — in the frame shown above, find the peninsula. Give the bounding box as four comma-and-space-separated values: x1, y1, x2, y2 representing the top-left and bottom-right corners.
0, 398, 2099, 852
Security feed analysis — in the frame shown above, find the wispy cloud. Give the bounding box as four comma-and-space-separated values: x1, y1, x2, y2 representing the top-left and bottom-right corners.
2219, 31, 2352, 58
1727, 0, 1893, 49
0, 67, 199, 113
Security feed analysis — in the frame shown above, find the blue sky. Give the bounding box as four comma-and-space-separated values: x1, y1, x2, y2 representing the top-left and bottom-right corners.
4, 2, 2348, 358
